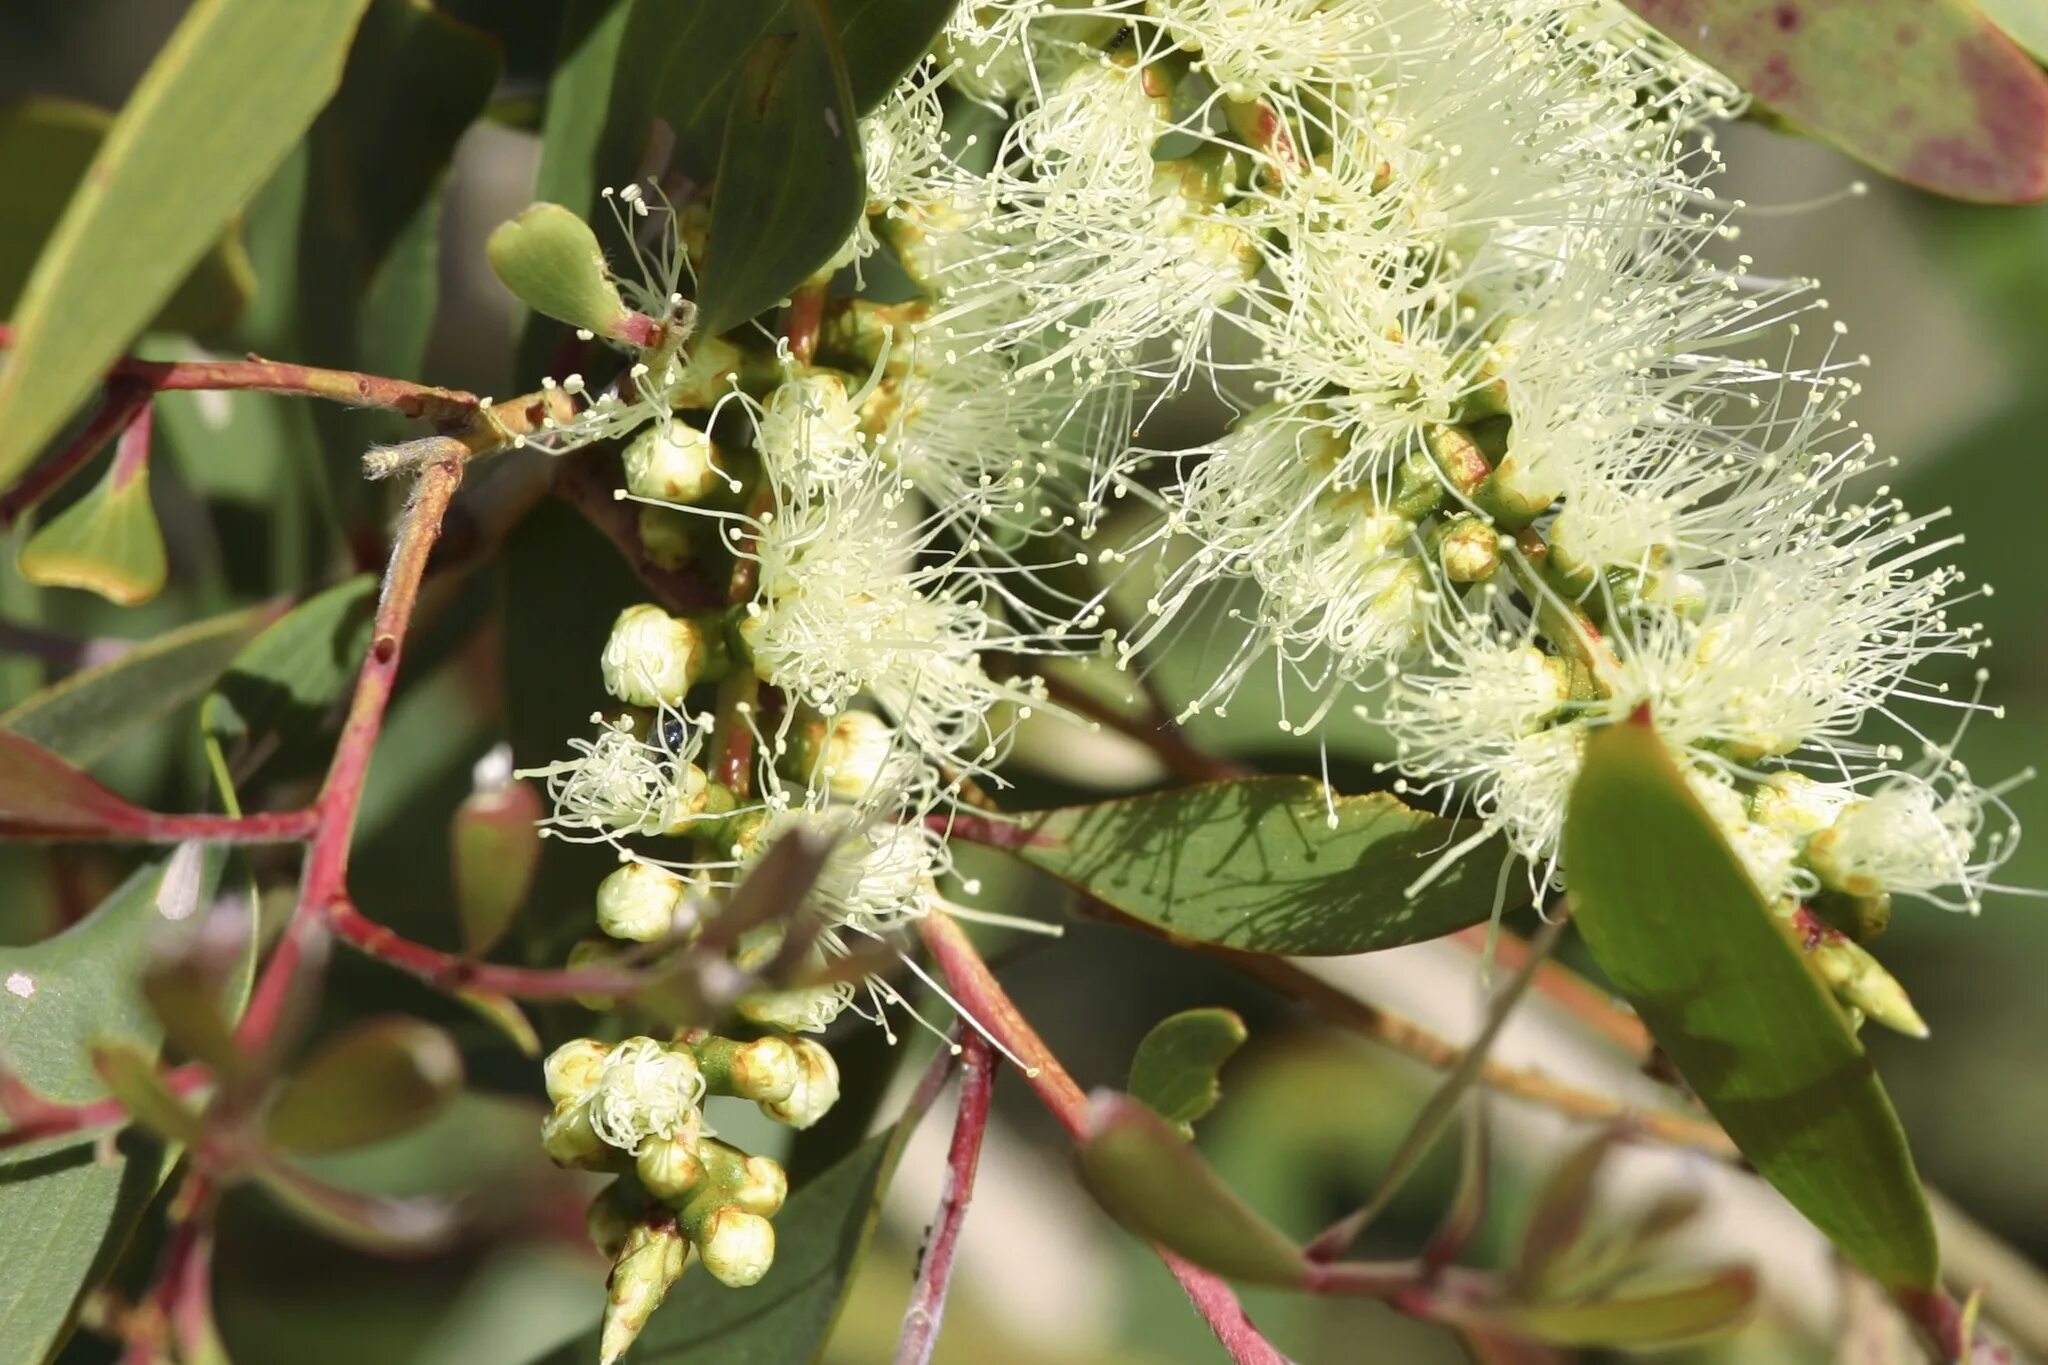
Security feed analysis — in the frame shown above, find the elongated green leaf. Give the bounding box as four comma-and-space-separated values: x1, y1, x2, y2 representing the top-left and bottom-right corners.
0, 603, 271, 766
451, 781, 545, 955
0, 848, 223, 1362
0, 98, 250, 336
535, 1123, 913, 1363
0, 0, 375, 487
1495, 1267, 1759, 1347
0, 730, 161, 836
1128, 1007, 1246, 1138
267, 1017, 465, 1157
203, 575, 376, 777
1563, 715, 1937, 1290
1013, 777, 1515, 954
1623, 0, 2048, 201
696, 1, 865, 337
1078, 1091, 1309, 1285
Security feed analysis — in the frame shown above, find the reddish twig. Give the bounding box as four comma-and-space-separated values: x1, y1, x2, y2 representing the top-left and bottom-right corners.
0, 1063, 210, 1151
238, 451, 466, 1048
0, 807, 322, 845
0, 376, 152, 527
896, 1031, 995, 1365
916, 912, 1288, 1365
323, 897, 642, 1001
783, 281, 829, 366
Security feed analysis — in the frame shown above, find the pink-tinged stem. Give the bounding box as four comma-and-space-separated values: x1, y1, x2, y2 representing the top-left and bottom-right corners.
1033, 669, 1247, 785
923, 813, 1046, 851
895, 1031, 995, 1365
916, 913, 1288, 1365
324, 897, 641, 1000
0, 807, 321, 845
0, 377, 152, 527
238, 452, 465, 1048
1897, 1287, 2013, 1365
0, 1063, 210, 1151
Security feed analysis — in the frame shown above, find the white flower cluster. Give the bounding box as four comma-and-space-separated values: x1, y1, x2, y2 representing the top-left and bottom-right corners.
525, 0, 2022, 1058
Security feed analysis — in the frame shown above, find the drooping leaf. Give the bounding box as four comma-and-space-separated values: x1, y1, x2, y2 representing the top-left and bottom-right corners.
534, 1122, 915, 1363
0, 730, 162, 838
1513, 1127, 1625, 1297
1622, 0, 2048, 202
202, 575, 376, 778
0, 603, 271, 767
0, 849, 223, 1362
266, 1017, 466, 1157
1078, 1091, 1309, 1286
1012, 777, 1516, 954
252, 1160, 457, 1254
451, 780, 545, 956
0, 0, 375, 488
0, 98, 251, 336
1562, 714, 1938, 1290
17, 443, 166, 606
1128, 1007, 1246, 1138
695, 1, 865, 337
1493, 1267, 1760, 1348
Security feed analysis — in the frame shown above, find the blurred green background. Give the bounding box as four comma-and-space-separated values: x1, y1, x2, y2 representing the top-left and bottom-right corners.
1, 4, 2044, 1363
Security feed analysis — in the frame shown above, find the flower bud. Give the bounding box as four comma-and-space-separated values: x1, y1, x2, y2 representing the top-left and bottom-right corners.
601, 605, 707, 708
623, 422, 722, 505
588, 1037, 707, 1155
1788, 908, 1927, 1038
733, 1154, 788, 1218
596, 861, 686, 942
601, 1215, 688, 1365
730, 920, 786, 972
789, 709, 902, 800
1434, 515, 1502, 583
696, 1207, 776, 1288
759, 373, 865, 471
695, 1035, 800, 1102
541, 1098, 609, 1170
636, 1132, 707, 1201
657, 762, 714, 836
761, 1037, 840, 1130
544, 1038, 610, 1105
737, 981, 853, 1034
1423, 424, 1490, 497
638, 505, 696, 571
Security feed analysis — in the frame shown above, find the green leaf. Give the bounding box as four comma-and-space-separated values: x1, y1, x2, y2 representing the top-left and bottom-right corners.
0, 603, 271, 767
1621, 0, 2048, 202
1078, 1091, 1309, 1286
1494, 1267, 1759, 1348
90, 1037, 204, 1146
0, 97, 251, 336
486, 203, 637, 340
534, 1122, 915, 1363
1978, 0, 2048, 64
1562, 714, 1938, 1290
1012, 777, 1515, 955
0, 0, 375, 488
1513, 1127, 1624, 1297
451, 781, 545, 956
0, 848, 223, 1362
17, 444, 166, 606
266, 1017, 466, 1157
202, 575, 376, 777
1128, 1007, 1246, 1138
695, 1, 865, 337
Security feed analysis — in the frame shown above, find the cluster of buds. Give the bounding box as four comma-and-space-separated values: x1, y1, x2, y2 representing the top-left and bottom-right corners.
542, 1032, 839, 1361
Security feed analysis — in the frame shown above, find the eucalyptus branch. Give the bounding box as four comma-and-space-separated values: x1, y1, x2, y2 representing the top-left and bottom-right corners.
0, 375, 150, 527
894, 1031, 995, 1365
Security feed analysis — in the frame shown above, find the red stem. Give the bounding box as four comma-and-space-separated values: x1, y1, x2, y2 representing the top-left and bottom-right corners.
1033, 669, 1245, 784
0, 1063, 210, 1151
323, 898, 642, 1000
238, 452, 465, 1048
895, 1031, 994, 1365
916, 913, 1287, 1365
0, 377, 152, 527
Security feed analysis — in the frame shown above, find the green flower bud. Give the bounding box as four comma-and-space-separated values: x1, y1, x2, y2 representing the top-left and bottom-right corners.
638, 505, 697, 572
788, 710, 901, 800
761, 1037, 840, 1130
1423, 424, 1491, 497
733, 1154, 788, 1218
601, 1215, 688, 1365
657, 762, 714, 837
544, 1038, 610, 1105
542, 1098, 609, 1170
596, 861, 687, 942
696, 1207, 776, 1288
601, 605, 707, 708
1788, 908, 1927, 1038
737, 981, 852, 1034
636, 1132, 707, 1201
730, 920, 786, 973
623, 423, 723, 505
1433, 515, 1502, 583
695, 1035, 800, 1102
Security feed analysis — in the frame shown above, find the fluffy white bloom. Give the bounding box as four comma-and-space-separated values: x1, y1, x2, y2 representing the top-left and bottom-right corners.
585, 1038, 707, 1155
519, 710, 712, 841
